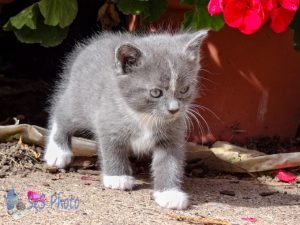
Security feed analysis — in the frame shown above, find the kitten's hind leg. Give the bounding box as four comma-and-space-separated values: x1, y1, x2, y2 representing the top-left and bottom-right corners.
44, 120, 73, 168
99, 137, 134, 191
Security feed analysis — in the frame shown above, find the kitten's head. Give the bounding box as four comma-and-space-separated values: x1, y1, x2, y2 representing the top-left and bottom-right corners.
114, 30, 207, 123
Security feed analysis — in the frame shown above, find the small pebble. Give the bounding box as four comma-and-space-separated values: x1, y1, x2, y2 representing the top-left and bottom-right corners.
191, 168, 204, 177
59, 169, 66, 173
69, 167, 76, 172
43, 182, 50, 187
259, 191, 278, 197
20, 173, 27, 178
0, 172, 6, 178
46, 167, 58, 174
229, 180, 240, 184
220, 190, 235, 196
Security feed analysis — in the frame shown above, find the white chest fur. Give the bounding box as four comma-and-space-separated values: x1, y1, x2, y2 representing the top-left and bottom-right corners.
130, 127, 155, 153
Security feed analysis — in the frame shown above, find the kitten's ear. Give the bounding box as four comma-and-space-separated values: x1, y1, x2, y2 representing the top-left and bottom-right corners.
183, 30, 208, 62
115, 43, 142, 74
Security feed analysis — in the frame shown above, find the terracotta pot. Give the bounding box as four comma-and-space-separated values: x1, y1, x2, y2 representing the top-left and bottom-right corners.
129, 0, 300, 143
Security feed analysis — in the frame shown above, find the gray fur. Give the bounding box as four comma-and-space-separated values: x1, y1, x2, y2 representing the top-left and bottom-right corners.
45, 31, 207, 193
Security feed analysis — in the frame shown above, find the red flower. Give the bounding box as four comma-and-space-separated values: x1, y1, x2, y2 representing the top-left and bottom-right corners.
207, 0, 299, 34
223, 0, 266, 34
208, 0, 225, 15
261, 0, 278, 11
270, 0, 299, 32
279, 0, 299, 11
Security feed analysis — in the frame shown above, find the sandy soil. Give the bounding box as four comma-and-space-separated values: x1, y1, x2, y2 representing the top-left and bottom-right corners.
1, 170, 300, 225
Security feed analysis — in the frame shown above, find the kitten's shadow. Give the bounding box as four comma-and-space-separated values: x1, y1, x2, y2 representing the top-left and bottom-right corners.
183, 177, 300, 209
133, 182, 151, 191
132, 174, 152, 191
99, 171, 300, 209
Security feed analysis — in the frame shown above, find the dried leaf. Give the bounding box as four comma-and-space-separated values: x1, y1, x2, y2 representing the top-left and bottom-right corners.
168, 212, 231, 225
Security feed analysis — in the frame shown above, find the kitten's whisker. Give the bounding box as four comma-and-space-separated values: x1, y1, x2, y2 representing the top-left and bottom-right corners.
183, 113, 192, 140
186, 110, 204, 143
188, 108, 212, 136
190, 104, 221, 122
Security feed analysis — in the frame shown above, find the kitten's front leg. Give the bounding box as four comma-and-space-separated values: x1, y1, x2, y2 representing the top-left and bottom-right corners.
99, 137, 134, 191
151, 144, 189, 210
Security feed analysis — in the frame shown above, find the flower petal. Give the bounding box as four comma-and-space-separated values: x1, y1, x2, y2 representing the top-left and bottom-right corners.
270, 7, 296, 32
279, 0, 299, 11
276, 170, 297, 183
239, 8, 263, 34
223, 0, 246, 28
208, 0, 223, 15
261, 0, 278, 11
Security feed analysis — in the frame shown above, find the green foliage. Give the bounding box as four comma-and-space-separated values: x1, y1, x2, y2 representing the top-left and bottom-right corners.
290, 10, 300, 52
3, 0, 78, 47
182, 1, 224, 31
2, 0, 299, 52
39, 0, 78, 28
117, 0, 168, 22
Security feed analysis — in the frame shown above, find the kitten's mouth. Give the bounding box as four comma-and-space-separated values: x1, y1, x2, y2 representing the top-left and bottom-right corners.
136, 112, 180, 126
165, 112, 181, 122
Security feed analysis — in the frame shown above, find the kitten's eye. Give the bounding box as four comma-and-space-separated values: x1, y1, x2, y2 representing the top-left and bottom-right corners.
180, 86, 189, 94
150, 88, 163, 98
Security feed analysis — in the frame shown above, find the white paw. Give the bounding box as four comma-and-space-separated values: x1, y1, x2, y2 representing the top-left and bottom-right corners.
153, 189, 189, 210
103, 175, 134, 190
44, 144, 73, 168
44, 122, 72, 168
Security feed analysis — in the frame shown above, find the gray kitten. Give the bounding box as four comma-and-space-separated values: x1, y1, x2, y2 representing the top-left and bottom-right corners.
44, 30, 207, 210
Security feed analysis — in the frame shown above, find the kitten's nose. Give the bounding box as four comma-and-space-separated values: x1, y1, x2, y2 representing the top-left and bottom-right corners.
168, 108, 179, 114
168, 100, 179, 115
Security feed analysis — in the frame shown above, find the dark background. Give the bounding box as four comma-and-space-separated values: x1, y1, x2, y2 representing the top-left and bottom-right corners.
0, 0, 126, 126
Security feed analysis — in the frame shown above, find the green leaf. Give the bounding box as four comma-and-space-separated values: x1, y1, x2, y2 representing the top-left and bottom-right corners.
14, 18, 69, 47
290, 8, 300, 30
117, 0, 147, 15
38, 0, 78, 28
182, 3, 224, 31
3, 3, 39, 31
180, 0, 206, 6
117, 0, 167, 22
293, 28, 300, 52
290, 9, 300, 52
143, 0, 168, 22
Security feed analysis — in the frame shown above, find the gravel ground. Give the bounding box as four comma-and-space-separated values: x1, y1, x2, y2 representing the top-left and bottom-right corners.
0, 141, 300, 225
1, 170, 300, 225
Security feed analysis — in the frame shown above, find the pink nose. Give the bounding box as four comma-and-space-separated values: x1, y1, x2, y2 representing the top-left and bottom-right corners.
168, 109, 179, 114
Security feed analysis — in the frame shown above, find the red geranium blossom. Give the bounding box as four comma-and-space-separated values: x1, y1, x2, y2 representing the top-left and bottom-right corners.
223, 0, 266, 34
270, 0, 299, 32
207, 0, 299, 34
208, 0, 225, 15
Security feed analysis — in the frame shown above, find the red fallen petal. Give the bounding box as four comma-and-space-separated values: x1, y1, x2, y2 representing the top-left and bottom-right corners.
81, 175, 92, 180
276, 170, 297, 183
279, 0, 299, 11
208, 0, 223, 15
239, 9, 263, 34
27, 191, 46, 202
242, 217, 257, 222
270, 7, 296, 33
223, 0, 246, 28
